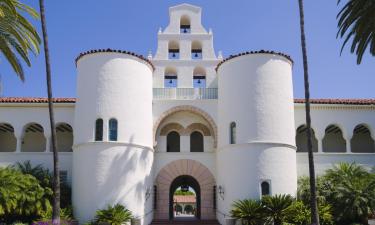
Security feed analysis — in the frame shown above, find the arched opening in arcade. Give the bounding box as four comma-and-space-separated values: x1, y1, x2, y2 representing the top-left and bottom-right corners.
56, 123, 73, 152
170, 175, 200, 220
351, 124, 375, 153
296, 125, 318, 152
0, 123, 16, 152
21, 123, 46, 152
323, 124, 346, 153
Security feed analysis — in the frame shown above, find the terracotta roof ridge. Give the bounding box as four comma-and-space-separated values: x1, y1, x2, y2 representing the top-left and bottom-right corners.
0, 97, 76, 103
0, 97, 374, 105
215, 50, 293, 71
75, 48, 155, 71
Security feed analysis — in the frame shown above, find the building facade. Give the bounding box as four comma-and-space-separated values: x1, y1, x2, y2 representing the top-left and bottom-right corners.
0, 3, 374, 225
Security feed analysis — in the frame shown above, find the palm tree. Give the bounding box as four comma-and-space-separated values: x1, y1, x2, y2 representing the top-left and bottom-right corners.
38, 0, 60, 224
230, 199, 266, 225
297, 0, 320, 224
0, 0, 41, 80
337, 0, 375, 64
325, 163, 375, 224
261, 194, 294, 225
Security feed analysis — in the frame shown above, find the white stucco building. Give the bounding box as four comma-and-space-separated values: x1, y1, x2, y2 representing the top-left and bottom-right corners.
0, 3, 374, 225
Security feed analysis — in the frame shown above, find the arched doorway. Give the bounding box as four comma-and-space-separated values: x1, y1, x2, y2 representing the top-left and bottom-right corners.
169, 175, 200, 219
154, 159, 216, 220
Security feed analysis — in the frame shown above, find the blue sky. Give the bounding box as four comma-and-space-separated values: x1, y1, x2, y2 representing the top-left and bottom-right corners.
1, 0, 374, 98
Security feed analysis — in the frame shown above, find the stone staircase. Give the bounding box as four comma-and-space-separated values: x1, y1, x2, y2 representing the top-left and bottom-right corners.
150, 219, 221, 225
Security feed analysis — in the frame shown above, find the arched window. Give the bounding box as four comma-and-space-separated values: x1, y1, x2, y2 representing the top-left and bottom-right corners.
109, 118, 118, 141
261, 181, 270, 196
95, 119, 103, 141
0, 123, 16, 152
22, 123, 46, 152
168, 41, 179, 59
191, 41, 202, 59
322, 125, 346, 152
296, 125, 318, 152
230, 122, 236, 144
167, 131, 180, 152
351, 124, 375, 153
180, 15, 191, 33
190, 131, 204, 152
193, 67, 206, 88
164, 67, 178, 88
56, 123, 73, 152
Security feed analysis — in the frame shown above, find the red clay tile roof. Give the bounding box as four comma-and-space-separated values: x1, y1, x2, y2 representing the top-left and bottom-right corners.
0, 97, 76, 103
294, 99, 375, 105
0, 97, 374, 105
174, 195, 196, 203
75, 48, 155, 71
215, 50, 294, 71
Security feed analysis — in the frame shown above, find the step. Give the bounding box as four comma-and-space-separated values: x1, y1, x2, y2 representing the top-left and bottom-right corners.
150, 219, 220, 225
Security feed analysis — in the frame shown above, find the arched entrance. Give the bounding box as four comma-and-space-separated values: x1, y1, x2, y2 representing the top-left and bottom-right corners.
169, 175, 200, 219
154, 159, 216, 220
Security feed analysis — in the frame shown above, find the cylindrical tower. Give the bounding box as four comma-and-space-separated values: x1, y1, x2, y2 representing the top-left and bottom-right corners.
216, 51, 297, 222
72, 50, 154, 224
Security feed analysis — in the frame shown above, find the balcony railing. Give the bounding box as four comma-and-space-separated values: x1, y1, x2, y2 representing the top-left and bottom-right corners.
153, 88, 218, 100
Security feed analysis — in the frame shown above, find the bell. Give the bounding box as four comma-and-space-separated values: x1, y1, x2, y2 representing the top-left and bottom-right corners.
172, 53, 176, 57
169, 79, 173, 84
194, 52, 199, 57
183, 28, 187, 33
197, 79, 201, 84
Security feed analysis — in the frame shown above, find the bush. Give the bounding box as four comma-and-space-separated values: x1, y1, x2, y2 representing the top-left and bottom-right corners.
230, 199, 266, 225
94, 204, 132, 225
0, 167, 52, 224
297, 162, 375, 225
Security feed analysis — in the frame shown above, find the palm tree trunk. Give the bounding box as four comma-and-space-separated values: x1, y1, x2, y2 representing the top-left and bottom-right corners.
297, 0, 319, 224
39, 0, 60, 224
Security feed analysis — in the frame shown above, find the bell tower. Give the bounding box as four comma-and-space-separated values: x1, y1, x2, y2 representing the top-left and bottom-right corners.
152, 4, 221, 89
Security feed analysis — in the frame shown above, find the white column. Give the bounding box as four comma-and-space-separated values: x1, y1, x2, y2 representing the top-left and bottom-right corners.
15, 131, 22, 153
317, 137, 323, 153
45, 133, 51, 152
346, 136, 352, 153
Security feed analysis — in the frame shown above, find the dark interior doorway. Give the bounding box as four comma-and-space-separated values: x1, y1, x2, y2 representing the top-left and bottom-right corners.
169, 175, 201, 220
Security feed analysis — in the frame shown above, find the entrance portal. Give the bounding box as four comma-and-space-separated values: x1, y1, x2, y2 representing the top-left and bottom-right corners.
154, 159, 216, 220
170, 175, 200, 220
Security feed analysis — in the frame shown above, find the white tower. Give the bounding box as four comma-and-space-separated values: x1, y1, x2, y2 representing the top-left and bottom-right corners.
72, 50, 154, 224
152, 4, 220, 89
216, 51, 297, 222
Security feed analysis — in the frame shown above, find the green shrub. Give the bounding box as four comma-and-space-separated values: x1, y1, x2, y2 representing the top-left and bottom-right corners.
297, 162, 374, 225
230, 199, 266, 225
94, 204, 132, 225
261, 194, 294, 225
0, 167, 52, 224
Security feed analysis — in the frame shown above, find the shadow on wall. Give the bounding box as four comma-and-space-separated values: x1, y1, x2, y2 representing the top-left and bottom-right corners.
96, 135, 153, 222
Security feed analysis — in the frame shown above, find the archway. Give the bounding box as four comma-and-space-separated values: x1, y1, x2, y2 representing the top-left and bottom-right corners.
169, 175, 200, 219
0, 123, 16, 152
154, 105, 217, 148
154, 159, 216, 220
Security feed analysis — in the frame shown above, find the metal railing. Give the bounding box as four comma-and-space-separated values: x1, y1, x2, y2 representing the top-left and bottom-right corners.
153, 88, 218, 100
